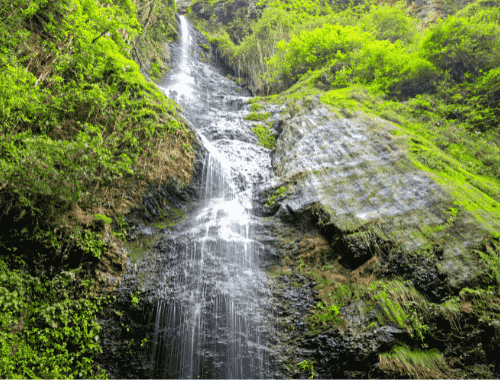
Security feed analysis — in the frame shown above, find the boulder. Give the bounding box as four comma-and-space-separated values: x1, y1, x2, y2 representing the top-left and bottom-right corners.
264, 96, 489, 290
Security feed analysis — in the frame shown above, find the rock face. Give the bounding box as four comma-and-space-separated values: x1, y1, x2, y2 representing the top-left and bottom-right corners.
259, 95, 488, 290
185, 0, 260, 44
131, 0, 179, 83
248, 95, 498, 378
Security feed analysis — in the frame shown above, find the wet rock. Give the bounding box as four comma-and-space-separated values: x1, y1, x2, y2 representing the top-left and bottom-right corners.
376, 248, 454, 303
270, 98, 489, 287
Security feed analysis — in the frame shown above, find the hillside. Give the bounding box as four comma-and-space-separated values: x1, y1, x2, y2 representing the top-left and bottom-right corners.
0, 0, 199, 377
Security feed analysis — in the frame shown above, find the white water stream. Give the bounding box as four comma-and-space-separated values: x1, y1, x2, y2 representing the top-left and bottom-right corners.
148, 14, 276, 379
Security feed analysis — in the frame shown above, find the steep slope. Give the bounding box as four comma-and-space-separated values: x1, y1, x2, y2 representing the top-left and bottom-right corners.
0, 0, 204, 377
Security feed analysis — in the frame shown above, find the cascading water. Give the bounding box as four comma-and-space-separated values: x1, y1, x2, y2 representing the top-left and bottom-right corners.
147, 14, 277, 379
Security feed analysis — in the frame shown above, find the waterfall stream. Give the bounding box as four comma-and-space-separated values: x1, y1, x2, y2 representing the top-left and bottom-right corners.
148, 14, 277, 378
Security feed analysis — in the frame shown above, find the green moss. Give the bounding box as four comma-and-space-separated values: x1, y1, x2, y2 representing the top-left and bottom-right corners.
200, 43, 210, 50
315, 83, 500, 236
249, 103, 263, 112
149, 60, 165, 82
245, 97, 263, 104
244, 112, 272, 121
252, 124, 276, 149
154, 207, 186, 228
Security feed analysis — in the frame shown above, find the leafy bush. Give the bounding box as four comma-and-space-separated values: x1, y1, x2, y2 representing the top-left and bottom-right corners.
435, 67, 500, 135
357, 0, 420, 45
0, 259, 108, 378
417, 8, 500, 83
351, 39, 440, 97
267, 23, 372, 87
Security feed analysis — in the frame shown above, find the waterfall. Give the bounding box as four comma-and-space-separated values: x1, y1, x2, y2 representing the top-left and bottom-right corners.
147, 14, 276, 379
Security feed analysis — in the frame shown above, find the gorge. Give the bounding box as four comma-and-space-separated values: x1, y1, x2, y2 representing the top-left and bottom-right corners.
96, 4, 500, 379
1, 0, 499, 378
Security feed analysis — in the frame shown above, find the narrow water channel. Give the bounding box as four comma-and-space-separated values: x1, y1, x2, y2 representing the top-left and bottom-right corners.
148, 14, 277, 378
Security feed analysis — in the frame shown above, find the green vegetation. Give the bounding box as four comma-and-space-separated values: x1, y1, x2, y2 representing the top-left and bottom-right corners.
244, 111, 272, 121
276, 256, 469, 343
130, 291, 140, 308
154, 207, 186, 228
249, 103, 263, 112
266, 186, 287, 206
252, 124, 276, 149
380, 345, 455, 379
297, 359, 316, 379
0, 0, 192, 377
132, 0, 179, 82
307, 301, 341, 328
0, 258, 107, 378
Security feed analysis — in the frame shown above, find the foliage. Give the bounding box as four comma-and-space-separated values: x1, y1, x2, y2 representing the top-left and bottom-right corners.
72, 228, 107, 261
266, 186, 287, 206
244, 112, 272, 121
0, 258, 108, 379
308, 301, 340, 327
296, 359, 315, 379
459, 285, 500, 325
380, 345, 454, 379
368, 280, 431, 341
252, 124, 276, 149
266, 23, 370, 88
357, 0, 420, 45
249, 103, 263, 112
112, 215, 129, 241
417, 8, 500, 83
256, 0, 332, 16
92, 214, 112, 225
434, 68, 500, 135
0, 0, 194, 271
132, 0, 179, 82
130, 291, 140, 308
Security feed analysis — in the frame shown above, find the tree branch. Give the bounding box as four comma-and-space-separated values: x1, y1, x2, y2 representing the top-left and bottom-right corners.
92, 29, 110, 44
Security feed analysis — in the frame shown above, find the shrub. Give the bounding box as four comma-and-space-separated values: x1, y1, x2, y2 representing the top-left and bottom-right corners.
351, 39, 440, 97
0, 259, 108, 379
357, 0, 420, 45
267, 23, 372, 86
418, 9, 500, 83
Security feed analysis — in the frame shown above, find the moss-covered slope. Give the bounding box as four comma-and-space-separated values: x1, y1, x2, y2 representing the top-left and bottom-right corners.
0, 0, 199, 377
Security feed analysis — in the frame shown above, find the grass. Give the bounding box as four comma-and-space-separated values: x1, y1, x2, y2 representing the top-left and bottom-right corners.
276, 255, 467, 339
380, 345, 455, 379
